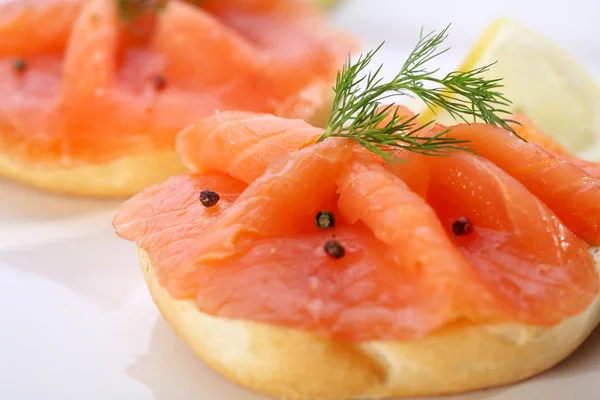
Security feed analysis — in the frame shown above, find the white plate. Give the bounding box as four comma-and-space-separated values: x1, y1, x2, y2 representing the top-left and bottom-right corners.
1, 1, 600, 399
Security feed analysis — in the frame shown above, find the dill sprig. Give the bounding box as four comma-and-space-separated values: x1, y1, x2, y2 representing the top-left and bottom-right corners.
117, 0, 205, 21
117, 0, 167, 21
319, 25, 519, 162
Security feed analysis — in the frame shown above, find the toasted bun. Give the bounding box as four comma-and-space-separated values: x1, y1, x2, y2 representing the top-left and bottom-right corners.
0, 94, 334, 198
138, 248, 600, 399
0, 151, 186, 198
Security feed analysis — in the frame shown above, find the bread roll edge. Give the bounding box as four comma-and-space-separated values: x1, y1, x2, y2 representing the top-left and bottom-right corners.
138, 248, 600, 399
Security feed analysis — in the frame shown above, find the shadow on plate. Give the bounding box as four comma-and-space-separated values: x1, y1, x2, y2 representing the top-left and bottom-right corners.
126, 318, 511, 400
423, 325, 600, 400
0, 227, 141, 310
123, 320, 600, 400
123, 310, 600, 400
126, 318, 270, 400
0, 178, 121, 223
547, 324, 600, 376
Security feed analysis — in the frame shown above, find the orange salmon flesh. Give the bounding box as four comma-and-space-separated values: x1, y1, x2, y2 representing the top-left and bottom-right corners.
0, 0, 355, 165
114, 109, 600, 342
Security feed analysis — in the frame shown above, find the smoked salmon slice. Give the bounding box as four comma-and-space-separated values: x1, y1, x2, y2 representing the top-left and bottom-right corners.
424, 152, 597, 324
509, 113, 600, 178
114, 111, 599, 341
442, 123, 600, 245
0, 0, 354, 166
113, 173, 247, 255
176, 111, 324, 184
0, 0, 81, 57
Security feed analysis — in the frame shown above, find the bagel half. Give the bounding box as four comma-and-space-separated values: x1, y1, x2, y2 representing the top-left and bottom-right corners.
138, 248, 600, 399
0, 150, 186, 198
0, 92, 334, 198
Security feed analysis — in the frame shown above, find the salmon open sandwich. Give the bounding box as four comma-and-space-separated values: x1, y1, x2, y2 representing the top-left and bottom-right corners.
113, 27, 600, 399
0, 0, 354, 197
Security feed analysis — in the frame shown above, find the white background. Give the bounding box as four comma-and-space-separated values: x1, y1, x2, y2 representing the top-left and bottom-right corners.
1, 1, 600, 399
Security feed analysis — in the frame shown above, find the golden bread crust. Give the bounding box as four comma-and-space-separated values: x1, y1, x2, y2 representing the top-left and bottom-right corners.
0, 93, 333, 198
0, 151, 186, 198
138, 248, 600, 399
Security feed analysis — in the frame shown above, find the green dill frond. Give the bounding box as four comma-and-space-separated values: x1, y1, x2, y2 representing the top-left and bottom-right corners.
117, 0, 207, 21
319, 24, 519, 161
117, 0, 168, 21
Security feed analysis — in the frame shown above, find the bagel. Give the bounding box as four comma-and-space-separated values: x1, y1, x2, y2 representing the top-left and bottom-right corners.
0, 150, 184, 198
138, 248, 600, 399
0, 0, 348, 197
0, 96, 332, 198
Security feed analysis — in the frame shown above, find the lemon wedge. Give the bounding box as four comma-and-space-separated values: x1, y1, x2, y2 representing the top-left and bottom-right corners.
421, 18, 600, 158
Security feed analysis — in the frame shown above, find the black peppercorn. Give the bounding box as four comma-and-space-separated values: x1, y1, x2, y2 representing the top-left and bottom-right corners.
199, 190, 220, 207
324, 240, 345, 259
315, 211, 335, 229
153, 75, 167, 91
13, 58, 27, 74
452, 216, 473, 236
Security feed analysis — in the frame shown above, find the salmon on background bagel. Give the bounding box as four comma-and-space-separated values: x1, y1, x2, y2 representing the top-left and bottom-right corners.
113, 110, 600, 399
0, 0, 353, 197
